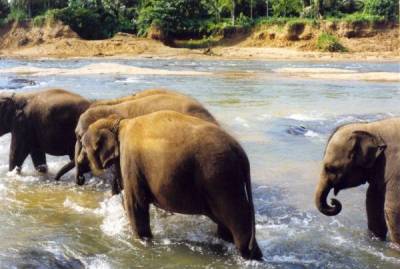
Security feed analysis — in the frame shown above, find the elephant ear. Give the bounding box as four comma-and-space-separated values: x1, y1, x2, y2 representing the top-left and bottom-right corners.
350, 130, 386, 168
95, 129, 119, 169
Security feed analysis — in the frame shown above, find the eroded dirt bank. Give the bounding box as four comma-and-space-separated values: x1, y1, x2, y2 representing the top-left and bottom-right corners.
0, 20, 398, 61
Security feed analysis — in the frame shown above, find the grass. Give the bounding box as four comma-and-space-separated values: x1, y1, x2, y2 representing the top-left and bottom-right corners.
255, 17, 318, 27
316, 32, 347, 52
6, 8, 27, 23
33, 14, 46, 27
174, 36, 221, 49
326, 12, 386, 24
33, 9, 59, 27
342, 12, 385, 24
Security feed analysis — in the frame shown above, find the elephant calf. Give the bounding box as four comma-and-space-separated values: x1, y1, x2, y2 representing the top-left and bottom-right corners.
315, 117, 400, 246
78, 111, 262, 260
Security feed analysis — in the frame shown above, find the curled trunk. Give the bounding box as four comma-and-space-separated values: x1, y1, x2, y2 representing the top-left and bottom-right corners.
315, 174, 342, 216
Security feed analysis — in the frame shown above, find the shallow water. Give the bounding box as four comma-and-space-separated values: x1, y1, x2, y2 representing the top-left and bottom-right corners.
0, 58, 399, 268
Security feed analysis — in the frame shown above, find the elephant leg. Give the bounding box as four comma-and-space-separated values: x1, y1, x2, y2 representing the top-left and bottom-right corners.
384, 189, 400, 245
206, 185, 262, 260
366, 185, 387, 240
9, 133, 30, 173
30, 148, 47, 173
124, 193, 152, 239
111, 160, 123, 195
217, 223, 234, 243
384, 208, 400, 245
207, 213, 234, 243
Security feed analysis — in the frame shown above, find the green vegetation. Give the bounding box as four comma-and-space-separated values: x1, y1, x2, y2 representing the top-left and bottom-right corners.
364, 0, 399, 20
0, 0, 397, 40
316, 32, 347, 52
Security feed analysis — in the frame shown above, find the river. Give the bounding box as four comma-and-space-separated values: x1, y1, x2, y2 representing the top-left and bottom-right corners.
0, 58, 399, 268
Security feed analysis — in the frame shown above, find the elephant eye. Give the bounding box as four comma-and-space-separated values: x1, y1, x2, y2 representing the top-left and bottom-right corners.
325, 165, 338, 174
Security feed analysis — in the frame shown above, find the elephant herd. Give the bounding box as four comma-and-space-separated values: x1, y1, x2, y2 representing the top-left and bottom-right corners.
0, 88, 399, 260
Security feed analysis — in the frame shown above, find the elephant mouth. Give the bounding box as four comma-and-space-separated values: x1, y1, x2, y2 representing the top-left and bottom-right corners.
333, 187, 340, 196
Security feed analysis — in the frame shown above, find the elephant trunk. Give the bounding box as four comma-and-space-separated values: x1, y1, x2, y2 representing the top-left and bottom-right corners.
315, 174, 342, 216
75, 141, 86, 186
54, 160, 75, 181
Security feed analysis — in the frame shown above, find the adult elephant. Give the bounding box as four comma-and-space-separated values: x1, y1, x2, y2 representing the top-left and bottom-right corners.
0, 89, 91, 174
78, 111, 262, 260
315, 117, 400, 245
70, 90, 217, 194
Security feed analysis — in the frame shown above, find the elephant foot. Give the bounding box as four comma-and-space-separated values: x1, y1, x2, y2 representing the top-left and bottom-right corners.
111, 178, 122, 195
217, 224, 234, 243
15, 166, 22, 174
35, 164, 48, 174
239, 242, 263, 261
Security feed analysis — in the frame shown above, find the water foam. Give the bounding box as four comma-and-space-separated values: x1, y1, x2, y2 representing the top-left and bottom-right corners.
95, 194, 129, 237
84, 255, 112, 269
286, 113, 326, 122
234, 117, 250, 128
304, 130, 320, 138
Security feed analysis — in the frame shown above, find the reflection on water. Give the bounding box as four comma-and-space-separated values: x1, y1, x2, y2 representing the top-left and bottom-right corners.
0, 59, 399, 268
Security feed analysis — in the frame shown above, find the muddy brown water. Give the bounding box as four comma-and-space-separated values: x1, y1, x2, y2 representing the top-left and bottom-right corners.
0, 58, 399, 268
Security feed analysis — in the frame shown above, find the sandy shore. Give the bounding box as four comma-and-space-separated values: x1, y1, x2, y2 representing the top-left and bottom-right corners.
274, 68, 400, 82
1, 62, 399, 82
1, 43, 399, 62
0, 63, 210, 76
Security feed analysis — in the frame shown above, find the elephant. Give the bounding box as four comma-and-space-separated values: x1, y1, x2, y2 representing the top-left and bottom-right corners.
315, 117, 400, 246
78, 111, 262, 260
54, 88, 177, 180
0, 89, 91, 174
69, 90, 218, 194
0, 88, 168, 178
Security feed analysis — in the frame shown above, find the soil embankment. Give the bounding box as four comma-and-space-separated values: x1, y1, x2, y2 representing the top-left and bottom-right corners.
0, 20, 398, 61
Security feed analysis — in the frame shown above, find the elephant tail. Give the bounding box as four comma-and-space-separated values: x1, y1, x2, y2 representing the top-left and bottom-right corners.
244, 168, 257, 256
54, 160, 75, 181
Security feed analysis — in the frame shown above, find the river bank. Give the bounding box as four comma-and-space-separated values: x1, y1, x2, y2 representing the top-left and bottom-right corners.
0, 21, 398, 61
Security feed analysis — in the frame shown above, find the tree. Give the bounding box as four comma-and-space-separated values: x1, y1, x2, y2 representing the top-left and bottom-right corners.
364, 0, 399, 20
272, 0, 303, 17
0, 0, 10, 18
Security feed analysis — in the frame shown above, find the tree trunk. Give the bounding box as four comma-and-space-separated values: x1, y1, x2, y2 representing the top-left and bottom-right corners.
250, 0, 253, 19
231, 0, 236, 25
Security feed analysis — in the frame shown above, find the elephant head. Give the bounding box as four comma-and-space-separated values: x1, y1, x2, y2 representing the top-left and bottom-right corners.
0, 93, 25, 136
76, 118, 120, 185
316, 127, 386, 216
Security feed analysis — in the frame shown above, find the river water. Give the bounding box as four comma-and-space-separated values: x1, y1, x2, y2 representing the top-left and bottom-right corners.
0, 58, 399, 268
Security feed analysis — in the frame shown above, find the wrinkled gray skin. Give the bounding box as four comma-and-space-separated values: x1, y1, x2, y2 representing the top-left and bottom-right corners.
0, 89, 90, 174
315, 117, 400, 245
73, 90, 218, 195
78, 111, 262, 260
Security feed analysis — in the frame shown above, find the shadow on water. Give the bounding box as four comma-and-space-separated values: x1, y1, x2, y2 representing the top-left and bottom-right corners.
282, 113, 392, 138
0, 249, 84, 269
0, 77, 37, 90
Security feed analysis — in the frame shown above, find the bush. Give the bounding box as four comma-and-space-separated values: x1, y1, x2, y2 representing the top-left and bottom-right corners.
0, 0, 9, 19
316, 32, 347, 52
54, 7, 119, 39
33, 14, 46, 27
342, 12, 385, 24
7, 8, 27, 22
136, 0, 210, 39
271, 0, 303, 17
364, 0, 399, 21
